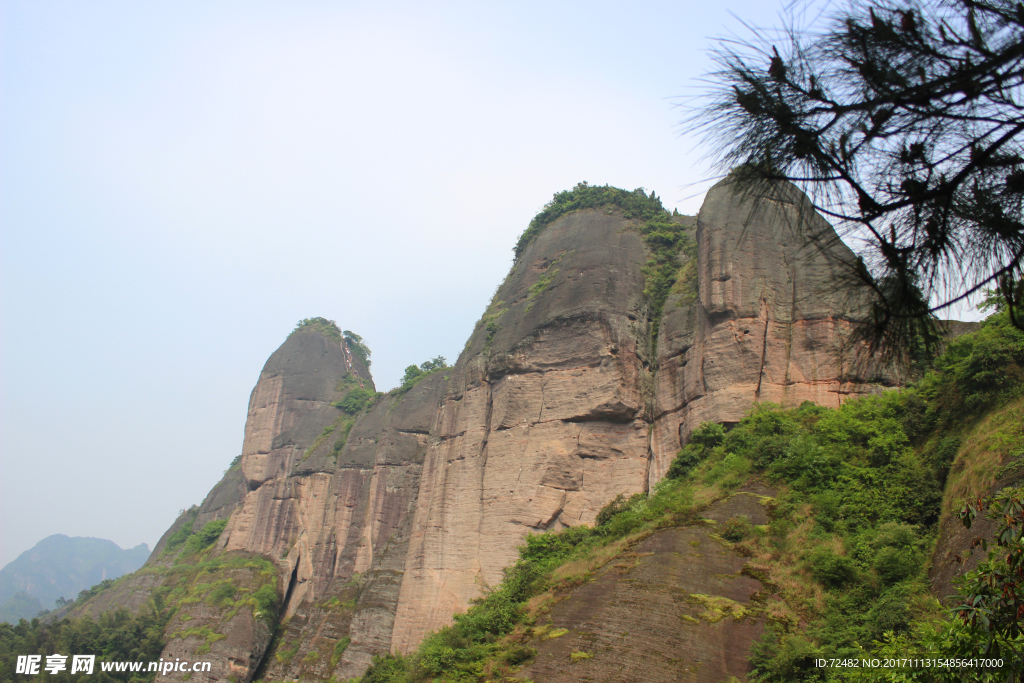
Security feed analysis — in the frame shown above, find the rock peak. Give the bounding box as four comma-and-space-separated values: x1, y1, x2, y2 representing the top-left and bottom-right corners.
85, 179, 896, 682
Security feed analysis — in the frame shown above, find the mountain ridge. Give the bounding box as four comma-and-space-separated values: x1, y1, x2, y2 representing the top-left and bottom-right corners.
18, 177, 1009, 682
0, 534, 150, 623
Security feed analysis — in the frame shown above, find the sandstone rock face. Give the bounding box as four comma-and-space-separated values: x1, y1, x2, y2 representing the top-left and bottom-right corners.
155, 557, 275, 683
98, 325, 448, 683
259, 373, 446, 681
650, 178, 894, 484
389, 210, 657, 651
220, 337, 447, 682
518, 486, 775, 683
84, 180, 899, 681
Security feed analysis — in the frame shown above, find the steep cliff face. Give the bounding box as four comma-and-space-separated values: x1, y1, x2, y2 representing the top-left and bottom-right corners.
215, 326, 449, 682
78, 179, 900, 682
389, 209, 658, 652
260, 373, 446, 681
650, 178, 894, 484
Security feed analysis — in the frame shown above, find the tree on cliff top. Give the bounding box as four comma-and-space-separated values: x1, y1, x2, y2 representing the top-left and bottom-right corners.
693, 0, 1024, 356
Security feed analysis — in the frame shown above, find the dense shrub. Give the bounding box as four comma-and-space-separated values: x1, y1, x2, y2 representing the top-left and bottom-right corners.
721, 516, 753, 542
666, 445, 704, 480
396, 356, 448, 393
181, 520, 227, 556
252, 583, 280, 624
361, 653, 410, 683
333, 387, 376, 414
668, 422, 727, 479
873, 547, 920, 586
921, 309, 1024, 423
690, 421, 726, 449
343, 330, 372, 368
0, 606, 170, 682
806, 547, 857, 588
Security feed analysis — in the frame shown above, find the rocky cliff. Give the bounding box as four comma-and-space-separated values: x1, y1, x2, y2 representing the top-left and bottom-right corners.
79, 178, 899, 682
650, 178, 895, 485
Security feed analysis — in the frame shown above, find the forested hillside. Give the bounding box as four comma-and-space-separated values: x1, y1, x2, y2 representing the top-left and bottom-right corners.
0, 537, 150, 624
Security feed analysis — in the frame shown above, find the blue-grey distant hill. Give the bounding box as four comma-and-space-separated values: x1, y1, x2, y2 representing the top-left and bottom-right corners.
0, 535, 149, 623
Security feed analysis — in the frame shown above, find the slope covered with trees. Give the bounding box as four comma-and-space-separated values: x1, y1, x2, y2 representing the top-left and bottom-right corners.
0, 536, 150, 624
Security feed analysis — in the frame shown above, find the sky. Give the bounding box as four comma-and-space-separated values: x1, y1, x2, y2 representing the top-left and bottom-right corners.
0, 0, 984, 571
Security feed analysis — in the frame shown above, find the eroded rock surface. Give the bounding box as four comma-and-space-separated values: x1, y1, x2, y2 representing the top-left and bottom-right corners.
390, 209, 658, 651
81, 179, 900, 681
517, 488, 774, 683
650, 178, 894, 483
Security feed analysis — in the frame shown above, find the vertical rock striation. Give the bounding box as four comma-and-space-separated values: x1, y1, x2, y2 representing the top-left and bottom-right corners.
390, 209, 657, 651
650, 177, 894, 483
80, 178, 899, 681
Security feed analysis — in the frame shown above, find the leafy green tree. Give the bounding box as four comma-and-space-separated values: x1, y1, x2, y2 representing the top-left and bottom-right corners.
399, 356, 449, 388
419, 356, 446, 372
695, 0, 1024, 356
343, 330, 371, 368
954, 487, 1024, 662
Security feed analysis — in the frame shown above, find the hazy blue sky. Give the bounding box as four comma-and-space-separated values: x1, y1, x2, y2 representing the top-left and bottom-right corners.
0, 0, 980, 570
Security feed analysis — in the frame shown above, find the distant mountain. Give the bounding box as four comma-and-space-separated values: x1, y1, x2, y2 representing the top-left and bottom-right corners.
0, 535, 150, 623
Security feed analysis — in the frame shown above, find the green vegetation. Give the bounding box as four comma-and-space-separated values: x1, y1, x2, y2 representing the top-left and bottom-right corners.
524, 254, 564, 313
515, 182, 670, 258
528, 268, 558, 300
637, 211, 695, 345
343, 330, 371, 368
181, 520, 227, 556
291, 317, 343, 342
321, 374, 380, 458
333, 387, 377, 415
0, 606, 171, 682
513, 182, 694, 343
396, 356, 448, 393
347, 309, 1023, 682
951, 488, 1024, 660
161, 507, 200, 556
223, 454, 242, 475
331, 636, 351, 667
0, 516, 283, 681
480, 301, 506, 349
919, 310, 1024, 425
72, 578, 117, 606
275, 639, 301, 667
287, 321, 372, 370
308, 387, 371, 460
331, 421, 355, 458
172, 625, 225, 655
164, 518, 228, 559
